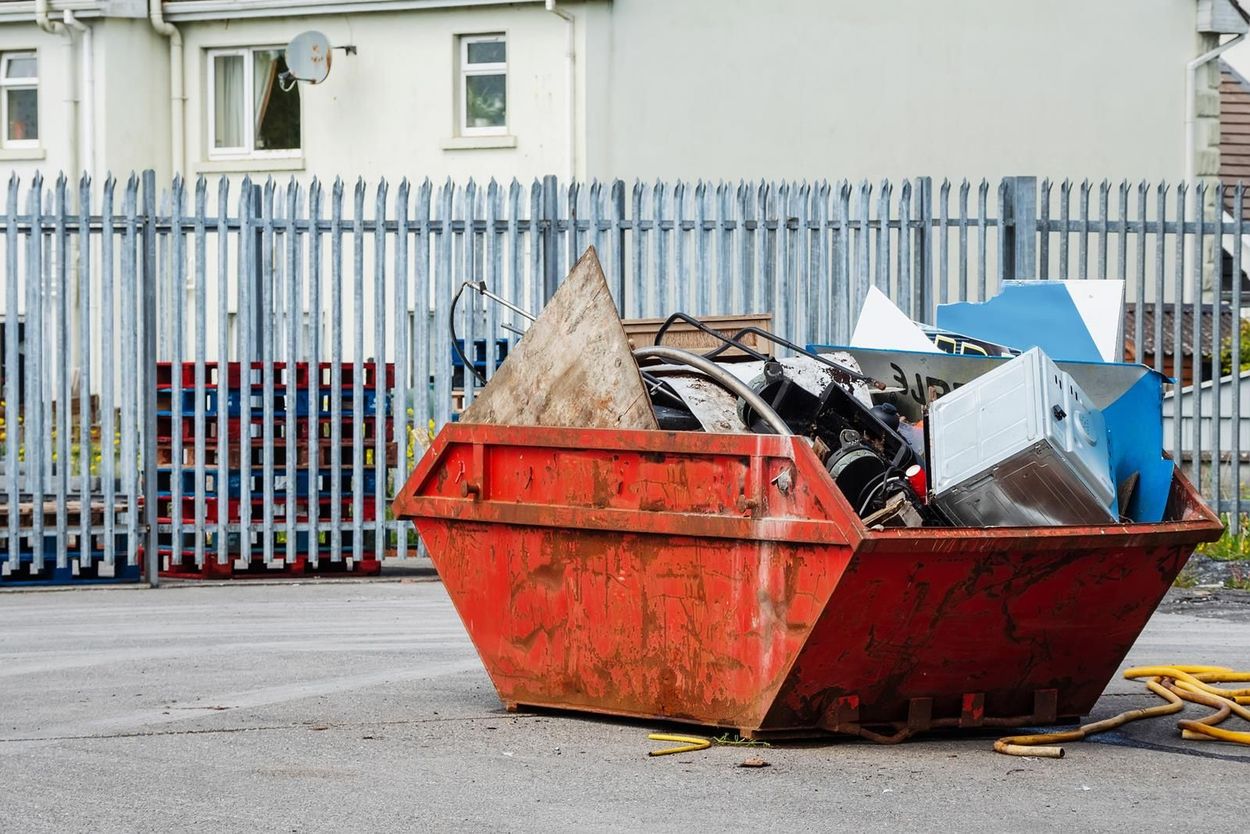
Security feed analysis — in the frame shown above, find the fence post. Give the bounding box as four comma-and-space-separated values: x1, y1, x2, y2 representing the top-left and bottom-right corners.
1002, 176, 1038, 280
914, 176, 933, 321
250, 181, 264, 347
141, 170, 159, 588
542, 174, 559, 302
613, 179, 626, 315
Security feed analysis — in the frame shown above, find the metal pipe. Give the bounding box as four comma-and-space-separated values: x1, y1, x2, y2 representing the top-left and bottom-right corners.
632, 345, 792, 436
1186, 34, 1244, 184
62, 11, 94, 184
544, 0, 575, 182
148, 0, 185, 179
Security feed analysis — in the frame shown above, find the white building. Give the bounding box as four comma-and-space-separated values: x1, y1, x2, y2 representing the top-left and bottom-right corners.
0, 0, 1243, 186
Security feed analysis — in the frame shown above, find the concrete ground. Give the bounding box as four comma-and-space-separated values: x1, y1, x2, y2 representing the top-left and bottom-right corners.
1, 573, 1248, 834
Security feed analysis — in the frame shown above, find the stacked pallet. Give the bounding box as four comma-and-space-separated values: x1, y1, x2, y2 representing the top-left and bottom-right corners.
0, 497, 136, 585
155, 361, 394, 579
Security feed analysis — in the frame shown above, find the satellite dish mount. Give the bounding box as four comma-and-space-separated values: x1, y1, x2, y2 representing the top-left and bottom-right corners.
280, 31, 355, 90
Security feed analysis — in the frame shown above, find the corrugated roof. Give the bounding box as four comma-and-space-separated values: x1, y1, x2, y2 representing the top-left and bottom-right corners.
1220, 63, 1250, 219
1123, 304, 1234, 360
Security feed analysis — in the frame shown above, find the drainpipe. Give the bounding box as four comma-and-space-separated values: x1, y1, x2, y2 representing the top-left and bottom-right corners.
35, 0, 79, 182
148, 0, 184, 180
545, 0, 575, 183
1186, 33, 1245, 185
63, 11, 93, 186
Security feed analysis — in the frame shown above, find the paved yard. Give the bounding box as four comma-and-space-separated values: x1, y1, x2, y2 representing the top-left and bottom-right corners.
1, 576, 1247, 833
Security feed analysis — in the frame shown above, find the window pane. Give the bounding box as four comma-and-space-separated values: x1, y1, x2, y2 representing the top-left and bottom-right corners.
6, 88, 36, 142
4, 55, 36, 80
253, 49, 300, 150
465, 73, 506, 128
466, 40, 505, 64
213, 54, 244, 148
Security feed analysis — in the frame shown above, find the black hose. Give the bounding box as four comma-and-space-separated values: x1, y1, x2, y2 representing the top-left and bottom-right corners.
450, 281, 488, 386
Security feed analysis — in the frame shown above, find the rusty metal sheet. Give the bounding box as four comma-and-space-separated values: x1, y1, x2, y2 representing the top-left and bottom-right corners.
395, 423, 1222, 740
460, 247, 658, 430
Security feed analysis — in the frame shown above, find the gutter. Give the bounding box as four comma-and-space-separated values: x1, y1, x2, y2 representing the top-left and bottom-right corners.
63, 10, 93, 185
1186, 33, 1246, 184
545, 0, 575, 182
35, 0, 79, 182
148, 0, 185, 179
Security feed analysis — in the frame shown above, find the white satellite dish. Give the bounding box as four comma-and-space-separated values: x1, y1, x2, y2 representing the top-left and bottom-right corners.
285, 31, 332, 85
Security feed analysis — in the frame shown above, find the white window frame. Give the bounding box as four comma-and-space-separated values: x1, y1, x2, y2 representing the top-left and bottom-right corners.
206, 46, 301, 160
459, 34, 507, 137
0, 51, 38, 149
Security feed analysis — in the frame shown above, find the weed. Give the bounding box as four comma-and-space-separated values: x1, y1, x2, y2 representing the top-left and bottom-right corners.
1196, 515, 1250, 561
1173, 567, 1199, 588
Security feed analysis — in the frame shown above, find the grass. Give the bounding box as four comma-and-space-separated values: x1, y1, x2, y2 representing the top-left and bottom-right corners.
1195, 514, 1250, 562
1225, 564, 1250, 591
1173, 567, 1199, 589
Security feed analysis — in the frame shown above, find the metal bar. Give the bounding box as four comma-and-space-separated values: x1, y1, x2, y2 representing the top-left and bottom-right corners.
1233, 183, 1244, 533
260, 182, 276, 568
284, 182, 300, 568
54, 176, 68, 570
26, 176, 44, 572
192, 178, 207, 568
1173, 183, 1187, 462
1038, 179, 1051, 279
169, 177, 185, 570
957, 180, 969, 301
1059, 180, 1071, 281
1210, 183, 1222, 513
76, 175, 92, 571
1191, 183, 1204, 486
141, 170, 159, 587
372, 180, 388, 566
329, 179, 344, 563
307, 180, 323, 566
976, 180, 988, 300
214, 178, 230, 567
394, 179, 410, 561
1078, 180, 1091, 280
1154, 184, 1167, 375
119, 176, 136, 572
4, 176, 18, 572
352, 180, 365, 566
1135, 182, 1146, 364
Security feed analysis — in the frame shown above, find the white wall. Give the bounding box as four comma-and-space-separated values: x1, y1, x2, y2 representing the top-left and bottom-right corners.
178, 5, 572, 186
584, 0, 1207, 183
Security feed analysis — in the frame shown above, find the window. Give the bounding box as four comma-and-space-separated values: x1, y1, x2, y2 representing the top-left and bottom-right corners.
208, 47, 300, 157
460, 35, 506, 135
0, 52, 37, 147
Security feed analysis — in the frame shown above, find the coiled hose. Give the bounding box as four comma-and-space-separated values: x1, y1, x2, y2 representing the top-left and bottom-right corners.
995, 665, 1250, 758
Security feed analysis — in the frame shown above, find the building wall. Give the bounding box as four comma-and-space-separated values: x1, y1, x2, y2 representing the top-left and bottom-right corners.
0, 24, 79, 184
177, 4, 571, 186
0, 1, 1226, 187
584, 0, 1208, 183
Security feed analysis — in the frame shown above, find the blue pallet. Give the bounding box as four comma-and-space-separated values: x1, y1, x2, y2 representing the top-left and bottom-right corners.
157, 467, 379, 499
0, 550, 141, 585
451, 338, 510, 370
308, 389, 389, 418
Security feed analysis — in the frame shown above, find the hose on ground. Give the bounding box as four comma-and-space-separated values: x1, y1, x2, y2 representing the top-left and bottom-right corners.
994, 665, 1250, 758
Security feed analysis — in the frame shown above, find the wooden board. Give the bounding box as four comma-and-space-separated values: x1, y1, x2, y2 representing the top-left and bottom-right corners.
622, 313, 773, 361
460, 247, 659, 430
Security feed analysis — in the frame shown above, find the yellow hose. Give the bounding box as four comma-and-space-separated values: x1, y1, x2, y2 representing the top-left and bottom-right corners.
995, 665, 1250, 758
647, 733, 712, 757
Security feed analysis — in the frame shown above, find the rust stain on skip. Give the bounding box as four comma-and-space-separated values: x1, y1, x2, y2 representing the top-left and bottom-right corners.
393, 422, 1223, 741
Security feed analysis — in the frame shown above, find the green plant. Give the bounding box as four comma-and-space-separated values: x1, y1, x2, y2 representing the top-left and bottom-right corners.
1173, 567, 1199, 588
1225, 564, 1250, 591
1219, 319, 1250, 377
1195, 515, 1250, 561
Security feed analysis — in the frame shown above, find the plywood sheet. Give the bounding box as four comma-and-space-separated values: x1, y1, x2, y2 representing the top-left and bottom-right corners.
460, 247, 659, 430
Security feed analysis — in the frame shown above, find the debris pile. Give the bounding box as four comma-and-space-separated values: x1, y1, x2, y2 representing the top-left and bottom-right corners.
453, 247, 1171, 530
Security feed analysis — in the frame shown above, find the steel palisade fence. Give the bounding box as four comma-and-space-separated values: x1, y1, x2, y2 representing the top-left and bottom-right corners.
0, 171, 1247, 587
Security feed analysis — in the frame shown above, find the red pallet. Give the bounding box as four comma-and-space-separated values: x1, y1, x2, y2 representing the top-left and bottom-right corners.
156, 361, 396, 391
159, 550, 383, 580
156, 440, 395, 469
156, 495, 379, 524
